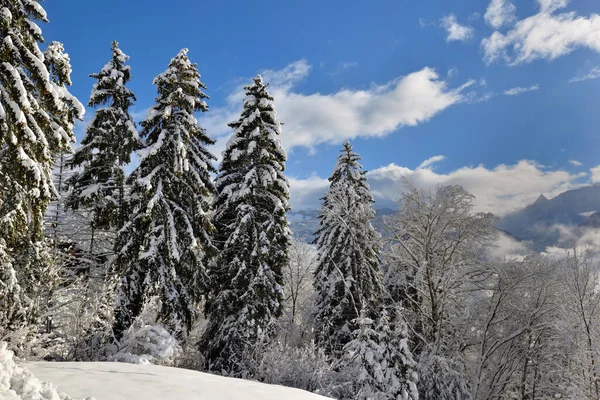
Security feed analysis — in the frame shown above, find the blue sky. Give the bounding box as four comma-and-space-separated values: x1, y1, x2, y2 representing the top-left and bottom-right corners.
42, 0, 600, 215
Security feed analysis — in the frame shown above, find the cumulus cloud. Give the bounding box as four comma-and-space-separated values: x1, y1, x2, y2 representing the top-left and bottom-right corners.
290, 158, 586, 215
441, 14, 475, 42
570, 66, 600, 83
591, 166, 600, 183
503, 84, 540, 96
201, 60, 473, 155
569, 159, 583, 167
484, 0, 517, 29
482, 0, 600, 65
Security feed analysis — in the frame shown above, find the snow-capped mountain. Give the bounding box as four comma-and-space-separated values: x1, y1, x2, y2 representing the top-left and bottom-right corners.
498, 184, 600, 250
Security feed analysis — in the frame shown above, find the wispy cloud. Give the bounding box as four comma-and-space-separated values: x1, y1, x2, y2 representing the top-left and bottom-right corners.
482, 0, 600, 65
569, 159, 583, 167
417, 155, 446, 169
503, 84, 539, 96
341, 62, 358, 69
441, 14, 475, 42
570, 66, 600, 83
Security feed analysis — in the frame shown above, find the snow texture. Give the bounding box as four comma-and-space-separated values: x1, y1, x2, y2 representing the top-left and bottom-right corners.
24, 361, 332, 400
0, 342, 92, 400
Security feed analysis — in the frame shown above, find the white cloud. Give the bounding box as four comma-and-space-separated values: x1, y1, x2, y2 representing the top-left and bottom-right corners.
484, 0, 517, 29
482, 0, 600, 65
487, 232, 533, 261
503, 84, 540, 96
570, 66, 600, 83
441, 14, 475, 42
290, 158, 587, 215
417, 155, 446, 169
288, 175, 330, 211
591, 166, 600, 183
201, 60, 473, 154
580, 211, 597, 218
569, 159, 583, 167
542, 224, 600, 262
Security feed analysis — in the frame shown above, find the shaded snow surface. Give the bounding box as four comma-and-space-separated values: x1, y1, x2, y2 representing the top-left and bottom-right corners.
24, 362, 332, 400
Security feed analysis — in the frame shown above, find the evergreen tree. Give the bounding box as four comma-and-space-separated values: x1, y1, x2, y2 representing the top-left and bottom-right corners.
113, 49, 216, 340
0, 2, 83, 342
200, 75, 291, 377
313, 141, 384, 357
338, 309, 419, 400
67, 41, 142, 251
377, 309, 419, 400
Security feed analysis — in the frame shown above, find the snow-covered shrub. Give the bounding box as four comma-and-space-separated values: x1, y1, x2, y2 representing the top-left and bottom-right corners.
258, 342, 335, 393
418, 346, 472, 400
110, 319, 181, 365
0, 342, 93, 400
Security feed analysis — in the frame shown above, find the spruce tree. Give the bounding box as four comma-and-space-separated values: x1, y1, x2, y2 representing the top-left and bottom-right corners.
113, 49, 216, 340
0, 2, 83, 341
67, 41, 142, 246
200, 76, 291, 377
313, 141, 385, 358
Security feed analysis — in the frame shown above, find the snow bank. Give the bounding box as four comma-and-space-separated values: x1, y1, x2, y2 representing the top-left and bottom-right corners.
25, 361, 332, 400
0, 342, 91, 400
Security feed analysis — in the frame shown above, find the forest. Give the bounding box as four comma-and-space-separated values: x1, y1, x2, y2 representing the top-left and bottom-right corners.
1, 1, 599, 400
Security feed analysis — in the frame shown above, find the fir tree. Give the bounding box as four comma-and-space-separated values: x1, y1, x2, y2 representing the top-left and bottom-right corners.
0, 2, 83, 341
200, 75, 291, 377
313, 141, 385, 358
339, 309, 419, 400
376, 309, 419, 400
339, 314, 386, 400
67, 41, 142, 247
113, 49, 216, 340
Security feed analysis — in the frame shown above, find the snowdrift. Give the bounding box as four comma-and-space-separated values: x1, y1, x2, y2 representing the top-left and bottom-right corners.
25, 361, 332, 400
0, 342, 87, 400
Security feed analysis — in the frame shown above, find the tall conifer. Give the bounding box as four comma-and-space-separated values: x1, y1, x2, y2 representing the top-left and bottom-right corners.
313, 141, 385, 357
200, 76, 291, 376
113, 49, 216, 340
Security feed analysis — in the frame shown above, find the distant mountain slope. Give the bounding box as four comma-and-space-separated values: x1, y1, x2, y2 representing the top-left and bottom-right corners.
498, 185, 600, 250
289, 208, 396, 243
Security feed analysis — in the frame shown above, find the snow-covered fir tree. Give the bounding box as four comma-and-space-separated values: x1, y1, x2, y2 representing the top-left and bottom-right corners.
200, 75, 291, 377
67, 41, 142, 241
376, 309, 419, 400
113, 49, 216, 340
313, 141, 385, 358
338, 314, 383, 400
0, 1, 83, 343
337, 308, 419, 400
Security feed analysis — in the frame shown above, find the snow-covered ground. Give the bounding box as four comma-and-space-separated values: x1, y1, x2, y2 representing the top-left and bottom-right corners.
24, 361, 332, 400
